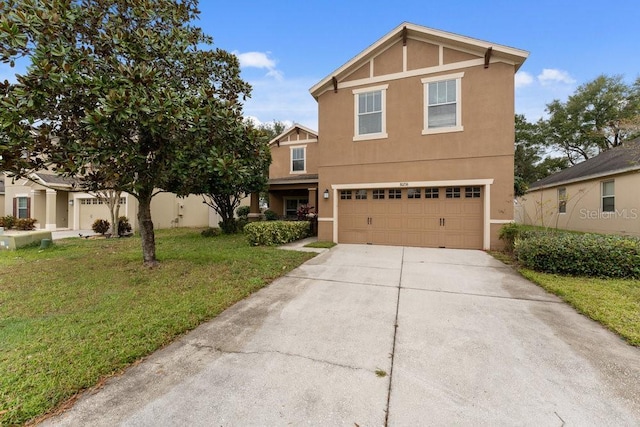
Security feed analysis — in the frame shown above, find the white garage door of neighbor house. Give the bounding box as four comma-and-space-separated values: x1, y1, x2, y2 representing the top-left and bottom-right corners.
337, 186, 483, 249
78, 199, 110, 230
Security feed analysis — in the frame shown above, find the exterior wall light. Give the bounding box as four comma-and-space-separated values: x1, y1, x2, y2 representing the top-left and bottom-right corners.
323, 189, 330, 199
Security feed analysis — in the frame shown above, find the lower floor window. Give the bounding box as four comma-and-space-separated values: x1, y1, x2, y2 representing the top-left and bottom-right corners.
285, 198, 308, 218
16, 197, 29, 218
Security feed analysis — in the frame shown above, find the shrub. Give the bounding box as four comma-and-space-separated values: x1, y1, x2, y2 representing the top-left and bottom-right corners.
218, 218, 239, 234
263, 209, 278, 221
117, 216, 132, 236
498, 223, 521, 252
296, 204, 315, 221
201, 227, 221, 238
236, 205, 250, 218
0, 215, 17, 229
92, 219, 110, 235
15, 218, 37, 230
515, 233, 640, 278
244, 221, 310, 246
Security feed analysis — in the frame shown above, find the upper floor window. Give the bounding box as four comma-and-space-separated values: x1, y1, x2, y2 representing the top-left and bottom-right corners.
291, 146, 305, 173
602, 181, 615, 212
422, 72, 464, 135
558, 188, 567, 213
353, 84, 388, 141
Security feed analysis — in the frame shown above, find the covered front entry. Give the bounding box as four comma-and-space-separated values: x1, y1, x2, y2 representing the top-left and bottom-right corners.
337, 186, 483, 249
267, 174, 318, 220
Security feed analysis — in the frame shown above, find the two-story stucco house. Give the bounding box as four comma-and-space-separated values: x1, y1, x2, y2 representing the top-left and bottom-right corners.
266, 23, 528, 250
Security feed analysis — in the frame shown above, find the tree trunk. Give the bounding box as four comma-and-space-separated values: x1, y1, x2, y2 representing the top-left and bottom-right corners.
137, 194, 158, 267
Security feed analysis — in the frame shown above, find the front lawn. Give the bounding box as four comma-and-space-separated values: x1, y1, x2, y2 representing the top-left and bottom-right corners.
519, 269, 640, 347
0, 229, 315, 425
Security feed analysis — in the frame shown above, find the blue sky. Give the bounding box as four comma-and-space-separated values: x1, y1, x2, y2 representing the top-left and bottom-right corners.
2, 0, 638, 131
196, 0, 640, 130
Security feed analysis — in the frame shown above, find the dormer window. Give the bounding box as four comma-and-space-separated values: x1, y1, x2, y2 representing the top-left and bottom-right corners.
291, 146, 305, 173
353, 84, 388, 141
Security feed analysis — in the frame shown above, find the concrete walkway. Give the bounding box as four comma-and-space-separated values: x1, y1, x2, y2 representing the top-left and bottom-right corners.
42, 245, 640, 426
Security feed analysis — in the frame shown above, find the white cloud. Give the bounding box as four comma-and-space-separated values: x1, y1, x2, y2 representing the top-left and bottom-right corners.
243, 75, 319, 130
515, 71, 534, 88
537, 68, 576, 86
234, 51, 283, 81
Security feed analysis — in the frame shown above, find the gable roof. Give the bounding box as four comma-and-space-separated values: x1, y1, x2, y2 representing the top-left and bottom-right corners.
528, 138, 640, 190
268, 123, 318, 147
310, 22, 529, 98
30, 172, 76, 189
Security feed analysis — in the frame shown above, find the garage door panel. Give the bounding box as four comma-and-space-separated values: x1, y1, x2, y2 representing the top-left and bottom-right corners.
338, 186, 484, 249
406, 202, 424, 215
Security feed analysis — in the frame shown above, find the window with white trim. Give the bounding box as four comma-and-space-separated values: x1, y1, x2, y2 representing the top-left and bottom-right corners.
291, 147, 305, 173
602, 181, 614, 212
422, 73, 463, 134
353, 85, 388, 140
558, 188, 567, 214
285, 198, 308, 218
16, 197, 29, 218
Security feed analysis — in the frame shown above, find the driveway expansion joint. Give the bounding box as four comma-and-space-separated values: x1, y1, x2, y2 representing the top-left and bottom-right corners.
216, 348, 366, 372
401, 285, 562, 304
286, 275, 401, 289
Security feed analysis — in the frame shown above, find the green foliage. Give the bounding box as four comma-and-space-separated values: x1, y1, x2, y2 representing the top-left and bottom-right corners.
244, 221, 311, 246
264, 209, 278, 221
514, 114, 568, 189
0, 215, 17, 229
0, 229, 314, 425
515, 233, 640, 278
200, 227, 221, 238
498, 223, 523, 252
541, 75, 640, 164
14, 218, 37, 230
117, 216, 132, 236
0, 0, 251, 265
92, 219, 110, 235
236, 205, 250, 218
304, 241, 337, 249
218, 218, 239, 235
519, 269, 640, 346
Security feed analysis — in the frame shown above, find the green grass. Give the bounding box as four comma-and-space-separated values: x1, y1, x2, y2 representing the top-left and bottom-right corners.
518, 269, 640, 347
0, 229, 315, 425
304, 241, 337, 249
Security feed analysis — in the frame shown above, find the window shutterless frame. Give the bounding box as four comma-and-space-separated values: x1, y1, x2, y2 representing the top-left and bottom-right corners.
422, 72, 464, 135
352, 84, 388, 141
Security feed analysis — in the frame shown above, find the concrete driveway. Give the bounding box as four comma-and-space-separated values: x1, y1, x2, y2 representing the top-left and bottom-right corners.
42, 245, 640, 426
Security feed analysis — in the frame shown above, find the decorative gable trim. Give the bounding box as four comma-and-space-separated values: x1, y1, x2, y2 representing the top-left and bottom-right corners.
310, 22, 528, 99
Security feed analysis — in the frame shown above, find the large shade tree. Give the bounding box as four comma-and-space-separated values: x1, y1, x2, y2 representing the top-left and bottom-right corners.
514, 114, 568, 196
0, 0, 251, 266
542, 75, 640, 164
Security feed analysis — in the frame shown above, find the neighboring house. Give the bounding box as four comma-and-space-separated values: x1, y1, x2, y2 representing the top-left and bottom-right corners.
264, 23, 528, 249
267, 124, 319, 218
2, 172, 246, 231
518, 138, 640, 237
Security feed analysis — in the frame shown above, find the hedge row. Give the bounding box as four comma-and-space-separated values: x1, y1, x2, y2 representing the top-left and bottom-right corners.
514, 232, 640, 278
244, 221, 310, 246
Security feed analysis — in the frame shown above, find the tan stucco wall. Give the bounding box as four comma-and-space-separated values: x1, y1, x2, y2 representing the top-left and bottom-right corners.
518, 171, 640, 236
315, 39, 516, 248
269, 128, 319, 179
0, 194, 4, 216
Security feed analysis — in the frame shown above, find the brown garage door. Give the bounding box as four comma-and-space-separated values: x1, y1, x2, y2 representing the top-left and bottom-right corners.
338, 186, 483, 249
